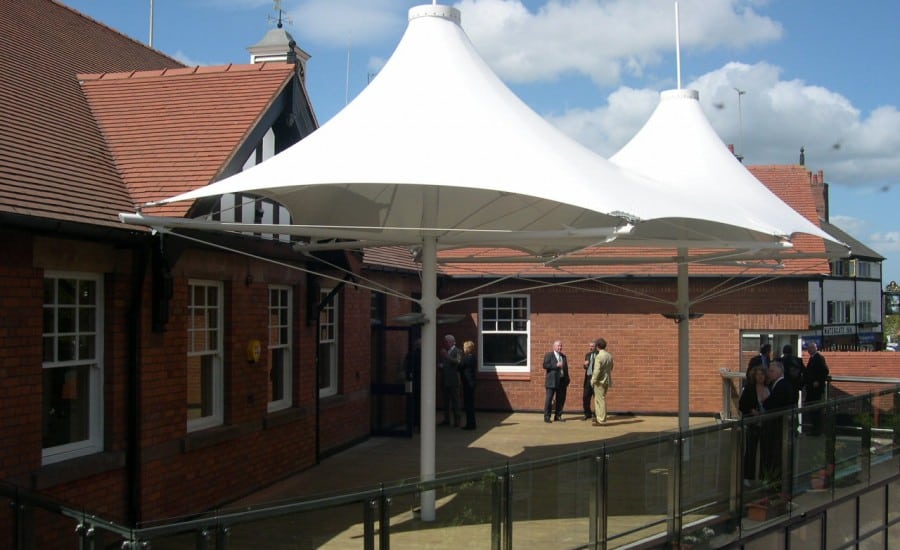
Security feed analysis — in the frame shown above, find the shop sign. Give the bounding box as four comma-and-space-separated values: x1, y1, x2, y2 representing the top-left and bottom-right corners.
823, 325, 856, 336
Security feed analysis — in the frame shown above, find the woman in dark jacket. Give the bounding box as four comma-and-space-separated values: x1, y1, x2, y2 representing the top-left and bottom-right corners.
460, 340, 478, 430
739, 365, 770, 485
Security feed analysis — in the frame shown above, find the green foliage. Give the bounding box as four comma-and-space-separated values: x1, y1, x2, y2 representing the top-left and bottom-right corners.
885, 315, 900, 343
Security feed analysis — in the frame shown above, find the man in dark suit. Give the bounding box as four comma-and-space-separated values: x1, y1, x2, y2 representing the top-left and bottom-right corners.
760, 361, 793, 483
582, 341, 598, 420
748, 343, 772, 370
804, 342, 830, 435
542, 340, 569, 423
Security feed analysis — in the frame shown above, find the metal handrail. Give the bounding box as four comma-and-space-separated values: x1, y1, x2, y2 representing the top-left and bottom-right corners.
5, 384, 900, 548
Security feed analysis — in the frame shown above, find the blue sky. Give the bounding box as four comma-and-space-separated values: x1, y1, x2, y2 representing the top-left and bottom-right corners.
65, 0, 900, 284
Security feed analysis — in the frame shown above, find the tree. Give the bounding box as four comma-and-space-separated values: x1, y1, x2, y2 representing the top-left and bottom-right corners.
885, 315, 900, 344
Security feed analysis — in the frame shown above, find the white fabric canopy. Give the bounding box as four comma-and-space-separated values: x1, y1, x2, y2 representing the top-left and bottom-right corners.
609, 88, 847, 431
144, 7, 822, 256
122, 4, 845, 520
611, 88, 836, 244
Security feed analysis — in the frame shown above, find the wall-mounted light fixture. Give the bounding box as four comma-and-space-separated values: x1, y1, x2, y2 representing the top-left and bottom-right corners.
661, 312, 704, 324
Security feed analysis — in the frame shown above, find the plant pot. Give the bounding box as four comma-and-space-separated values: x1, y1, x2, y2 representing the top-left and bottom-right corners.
746, 499, 787, 521
810, 474, 828, 490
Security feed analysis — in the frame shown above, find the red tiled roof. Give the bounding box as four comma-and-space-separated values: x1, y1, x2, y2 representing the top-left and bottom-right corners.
1, 0, 299, 229
80, 63, 295, 217
0, 0, 183, 229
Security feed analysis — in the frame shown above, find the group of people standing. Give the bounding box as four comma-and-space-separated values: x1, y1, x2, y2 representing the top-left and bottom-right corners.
739, 341, 830, 485
438, 334, 478, 430
543, 338, 614, 426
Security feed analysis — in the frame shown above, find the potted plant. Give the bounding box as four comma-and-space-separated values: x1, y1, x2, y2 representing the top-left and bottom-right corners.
745, 492, 790, 521
810, 463, 834, 490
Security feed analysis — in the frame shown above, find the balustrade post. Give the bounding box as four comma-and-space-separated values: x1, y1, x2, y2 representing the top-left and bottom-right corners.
363, 497, 376, 550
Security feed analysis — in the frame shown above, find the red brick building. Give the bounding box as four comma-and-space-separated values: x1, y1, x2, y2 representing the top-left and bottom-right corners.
3, 1, 897, 544
0, 0, 409, 534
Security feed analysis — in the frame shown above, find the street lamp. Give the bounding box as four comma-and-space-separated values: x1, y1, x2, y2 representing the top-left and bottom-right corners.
734, 87, 746, 161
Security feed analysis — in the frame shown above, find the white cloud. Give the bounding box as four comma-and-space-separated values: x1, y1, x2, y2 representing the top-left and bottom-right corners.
830, 215, 867, 237
545, 87, 659, 155
172, 50, 204, 67
542, 60, 900, 192
290, 0, 406, 48
870, 231, 900, 253
457, 0, 782, 85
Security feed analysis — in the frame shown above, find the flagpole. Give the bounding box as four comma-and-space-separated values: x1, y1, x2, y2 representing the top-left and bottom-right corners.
674, 0, 681, 89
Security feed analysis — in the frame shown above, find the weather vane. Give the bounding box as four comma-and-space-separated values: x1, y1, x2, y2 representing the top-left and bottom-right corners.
268, 0, 293, 29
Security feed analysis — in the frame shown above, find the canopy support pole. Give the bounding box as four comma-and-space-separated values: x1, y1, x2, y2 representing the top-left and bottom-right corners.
677, 249, 690, 433
419, 233, 437, 521
419, 185, 439, 521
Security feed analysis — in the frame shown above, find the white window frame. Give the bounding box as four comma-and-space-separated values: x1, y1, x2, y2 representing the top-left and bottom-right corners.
268, 285, 293, 412
187, 280, 224, 432
859, 300, 872, 323
318, 289, 339, 398
826, 300, 854, 324
857, 261, 872, 278
478, 294, 531, 374
42, 271, 104, 465
809, 301, 817, 326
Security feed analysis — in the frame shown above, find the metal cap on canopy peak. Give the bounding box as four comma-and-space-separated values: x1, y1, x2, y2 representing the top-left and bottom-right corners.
409, 4, 460, 25
662, 88, 699, 101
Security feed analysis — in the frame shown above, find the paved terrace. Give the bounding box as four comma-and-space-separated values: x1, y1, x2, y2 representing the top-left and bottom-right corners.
235, 412, 706, 505
193, 412, 718, 549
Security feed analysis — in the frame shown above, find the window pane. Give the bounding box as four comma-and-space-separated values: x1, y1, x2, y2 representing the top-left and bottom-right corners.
269, 348, 285, 402
44, 279, 55, 304
42, 366, 91, 448
186, 355, 215, 420
193, 285, 205, 307
483, 334, 528, 366
78, 335, 95, 360
78, 307, 95, 332
318, 342, 333, 390
58, 307, 75, 332
57, 336, 76, 361
58, 279, 76, 305
78, 280, 96, 305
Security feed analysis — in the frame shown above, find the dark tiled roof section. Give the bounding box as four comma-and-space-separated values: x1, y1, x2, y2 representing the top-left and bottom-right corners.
0, 0, 183, 229
80, 63, 295, 217
819, 219, 884, 260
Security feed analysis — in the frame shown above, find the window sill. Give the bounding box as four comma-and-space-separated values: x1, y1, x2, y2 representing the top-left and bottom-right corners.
264, 406, 308, 429
478, 371, 531, 382
182, 422, 257, 453
32, 451, 125, 490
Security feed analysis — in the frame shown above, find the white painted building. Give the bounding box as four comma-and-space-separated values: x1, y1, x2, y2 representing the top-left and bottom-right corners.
806, 220, 885, 350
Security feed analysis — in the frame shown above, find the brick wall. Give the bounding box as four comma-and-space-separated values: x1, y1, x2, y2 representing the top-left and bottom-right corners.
0, 236, 382, 526
0, 232, 43, 478
438, 277, 813, 416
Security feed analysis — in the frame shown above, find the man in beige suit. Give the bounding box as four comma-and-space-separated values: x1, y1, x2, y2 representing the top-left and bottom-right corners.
590, 338, 614, 426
